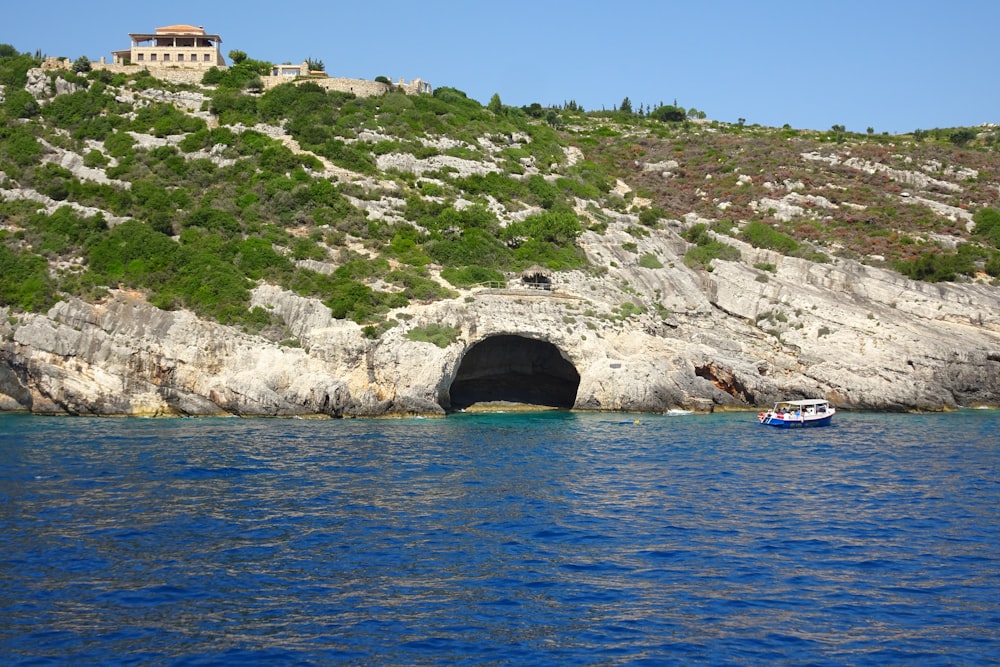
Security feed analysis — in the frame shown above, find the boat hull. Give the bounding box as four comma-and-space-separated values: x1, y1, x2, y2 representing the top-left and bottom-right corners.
758, 414, 833, 428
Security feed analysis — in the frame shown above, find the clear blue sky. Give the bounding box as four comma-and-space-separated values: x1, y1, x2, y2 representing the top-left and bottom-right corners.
5, 0, 997, 134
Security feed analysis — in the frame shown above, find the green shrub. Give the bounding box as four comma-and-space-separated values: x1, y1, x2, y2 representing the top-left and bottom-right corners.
318, 138, 376, 174
27, 206, 108, 255
795, 248, 831, 263
683, 223, 741, 271
33, 163, 73, 201
617, 301, 646, 318
984, 251, 1000, 277
0, 124, 43, 167
685, 242, 739, 271
973, 207, 1000, 248
511, 238, 586, 271
387, 268, 457, 301
202, 58, 271, 90
684, 223, 741, 271
103, 130, 136, 158
41, 88, 119, 138
894, 249, 975, 282
131, 102, 206, 137
83, 149, 109, 168
324, 277, 386, 323
741, 220, 799, 254
505, 210, 582, 246
440, 265, 505, 287
638, 253, 663, 269
0, 245, 58, 311
233, 237, 293, 279
639, 207, 667, 227
452, 172, 529, 204
406, 323, 460, 348
183, 207, 241, 236
428, 227, 511, 269
85, 219, 177, 285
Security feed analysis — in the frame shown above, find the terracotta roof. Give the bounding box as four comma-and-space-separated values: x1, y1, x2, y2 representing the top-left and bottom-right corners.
156, 25, 205, 35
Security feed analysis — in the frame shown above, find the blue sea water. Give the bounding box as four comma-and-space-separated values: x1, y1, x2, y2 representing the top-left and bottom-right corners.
1, 410, 998, 666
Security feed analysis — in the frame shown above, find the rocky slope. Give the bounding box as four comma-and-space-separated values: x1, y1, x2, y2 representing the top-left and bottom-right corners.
4, 222, 999, 416
2, 66, 999, 415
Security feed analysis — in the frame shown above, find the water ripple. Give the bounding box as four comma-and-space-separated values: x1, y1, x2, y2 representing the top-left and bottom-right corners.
1, 410, 998, 665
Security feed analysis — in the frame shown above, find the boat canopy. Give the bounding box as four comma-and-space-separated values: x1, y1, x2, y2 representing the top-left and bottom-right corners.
772, 399, 831, 408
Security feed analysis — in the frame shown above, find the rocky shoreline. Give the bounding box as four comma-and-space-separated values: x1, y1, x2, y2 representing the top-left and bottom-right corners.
3, 228, 999, 417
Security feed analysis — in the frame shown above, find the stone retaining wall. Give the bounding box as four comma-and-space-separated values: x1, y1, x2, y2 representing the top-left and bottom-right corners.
261, 75, 432, 97
43, 57, 431, 98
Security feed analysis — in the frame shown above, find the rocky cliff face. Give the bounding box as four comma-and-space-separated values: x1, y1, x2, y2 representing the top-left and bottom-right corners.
4, 222, 998, 416
2, 68, 999, 416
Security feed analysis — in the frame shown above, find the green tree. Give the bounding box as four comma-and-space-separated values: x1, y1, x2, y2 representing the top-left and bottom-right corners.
522, 102, 544, 118
950, 128, 977, 147
488, 92, 503, 114
228, 50, 247, 64
650, 105, 685, 122
72, 56, 91, 73
619, 96, 633, 114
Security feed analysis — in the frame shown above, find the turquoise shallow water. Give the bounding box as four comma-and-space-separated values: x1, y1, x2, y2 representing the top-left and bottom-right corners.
1, 410, 999, 665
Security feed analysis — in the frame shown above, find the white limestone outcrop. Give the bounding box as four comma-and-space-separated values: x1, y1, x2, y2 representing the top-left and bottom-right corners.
3, 223, 998, 416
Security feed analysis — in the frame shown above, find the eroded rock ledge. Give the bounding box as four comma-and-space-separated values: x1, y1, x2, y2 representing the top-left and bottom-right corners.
3, 234, 999, 416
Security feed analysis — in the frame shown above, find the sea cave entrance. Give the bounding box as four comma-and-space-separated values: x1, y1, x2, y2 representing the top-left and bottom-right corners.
448, 335, 580, 411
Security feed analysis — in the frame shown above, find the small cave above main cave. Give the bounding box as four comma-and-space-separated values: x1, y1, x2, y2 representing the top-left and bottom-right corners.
447, 335, 580, 410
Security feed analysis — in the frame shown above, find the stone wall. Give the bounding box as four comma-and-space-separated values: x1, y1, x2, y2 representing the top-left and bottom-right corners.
261, 75, 432, 97
41, 57, 73, 71
84, 61, 209, 86
44, 56, 432, 98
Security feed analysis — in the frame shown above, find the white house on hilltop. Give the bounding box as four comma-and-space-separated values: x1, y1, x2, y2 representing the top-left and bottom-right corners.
98, 23, 431, 96
112, 24, 226, 69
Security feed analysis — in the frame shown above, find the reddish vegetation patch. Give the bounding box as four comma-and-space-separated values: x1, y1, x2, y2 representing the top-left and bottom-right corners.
584, 125, 1000, 267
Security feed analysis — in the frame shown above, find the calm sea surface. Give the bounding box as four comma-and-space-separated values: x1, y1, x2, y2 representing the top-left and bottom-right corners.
1, 410, 998, 666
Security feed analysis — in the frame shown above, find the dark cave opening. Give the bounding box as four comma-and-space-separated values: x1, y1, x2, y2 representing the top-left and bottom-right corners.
447, 335, 580, 410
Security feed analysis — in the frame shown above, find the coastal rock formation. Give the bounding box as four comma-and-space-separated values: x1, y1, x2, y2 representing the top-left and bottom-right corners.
3, 224, 999, 416
2, 68, 999, 416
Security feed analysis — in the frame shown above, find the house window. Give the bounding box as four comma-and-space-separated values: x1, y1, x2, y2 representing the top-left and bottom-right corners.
137, 53, 144, 61
177, 54, 184, 62
150, 53, 157, 61
163, 53, 170, 62
191, 54, 198, 62
203, 54, 211, 62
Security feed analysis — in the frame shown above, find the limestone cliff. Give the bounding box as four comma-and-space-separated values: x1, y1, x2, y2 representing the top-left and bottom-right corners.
3, 225, 998, 416
2, 66, 999, 415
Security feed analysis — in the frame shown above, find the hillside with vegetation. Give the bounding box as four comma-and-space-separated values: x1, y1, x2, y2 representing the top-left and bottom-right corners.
2, 44, 999, 415
3, 47, 999, 324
